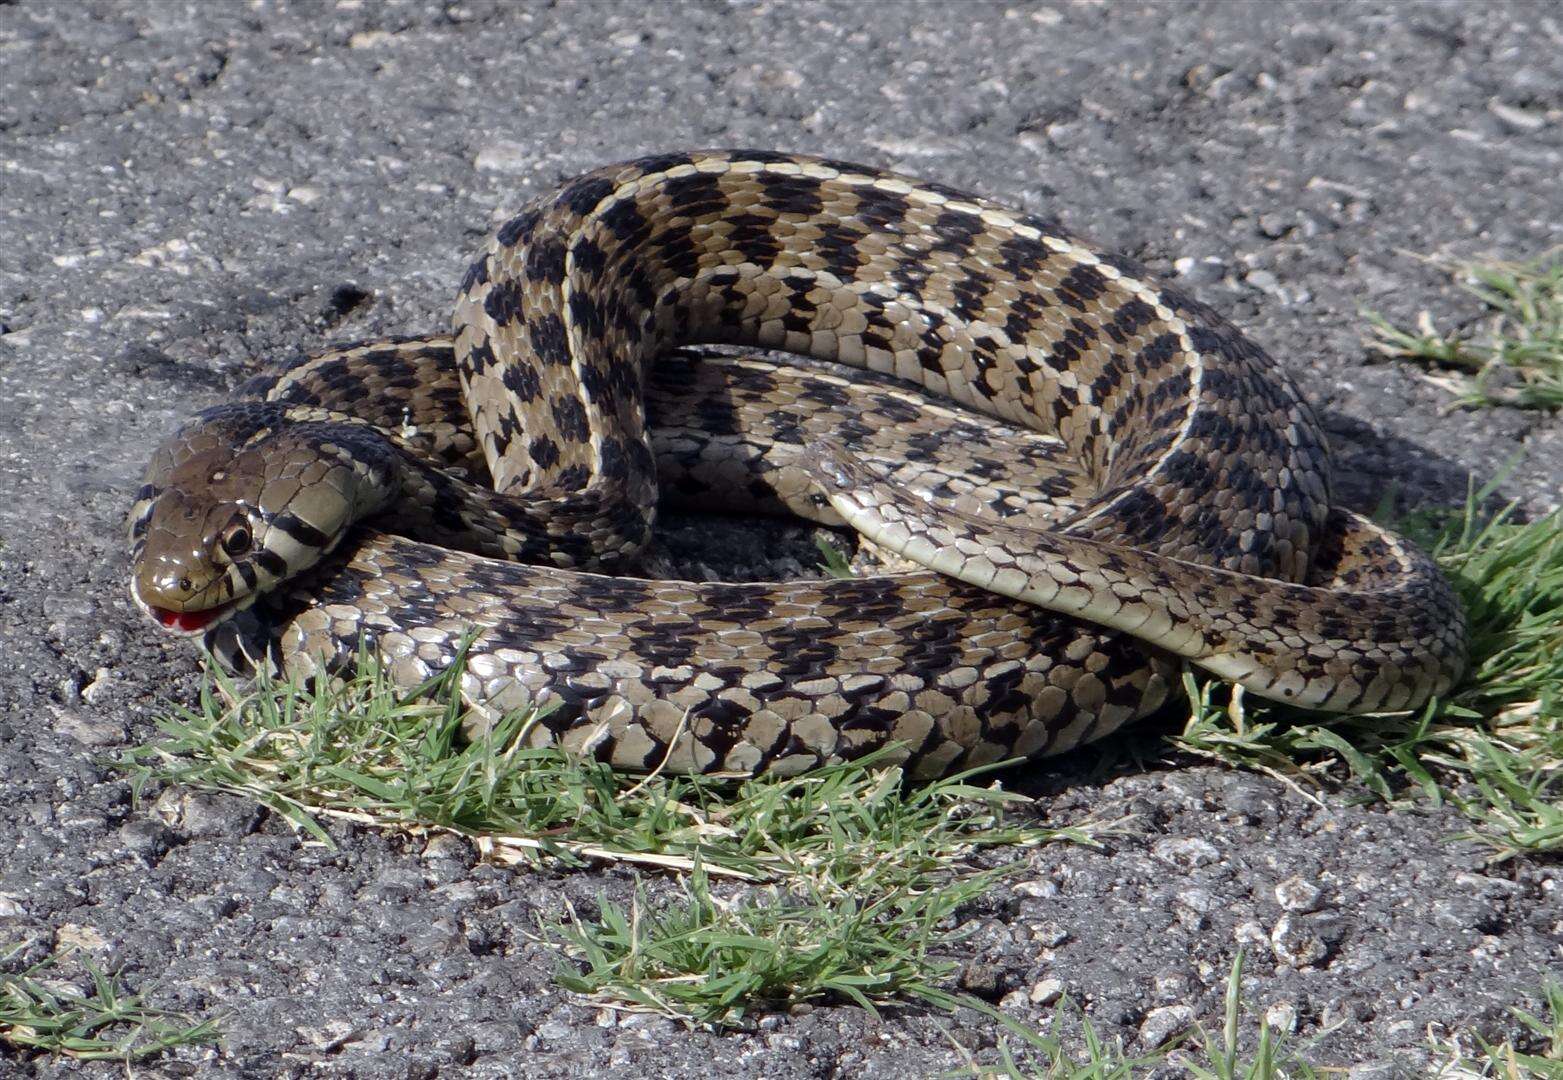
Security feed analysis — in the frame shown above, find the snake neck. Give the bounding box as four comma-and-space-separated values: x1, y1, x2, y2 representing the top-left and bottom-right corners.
382, 446, 653, 571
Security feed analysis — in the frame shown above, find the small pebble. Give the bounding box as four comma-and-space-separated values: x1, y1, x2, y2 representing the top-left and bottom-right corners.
52, 710, 124, 748
1488, 99, 1547, 132
1175, 887, 1217, 914
1345, 1063, 1399, 1080
1013, 879, 1058, 899
1153, 970, 1191, 1003
1245, 268, 1281, 293
1152, 837, 1220, 868
1266, 1000, 1298, 1033
1174, 255, 1227, 284
1029, 978, 1064, 1005
1235, 920, 1269, 947
1274, 876, 1324, 913
79, 668, 114, 705
296, 1020, 359, 1052
1257, 213, 1293, 238
1139, 1004, 1195, 1048
1032, 921, 1070, 947
1270, 913, 1328, 968
958, 961, 1005, 1000
118, 819, 173, 860
474, 141, 533, 174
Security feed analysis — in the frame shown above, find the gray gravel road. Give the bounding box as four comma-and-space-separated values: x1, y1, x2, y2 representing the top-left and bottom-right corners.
2, 1, 1560, 1076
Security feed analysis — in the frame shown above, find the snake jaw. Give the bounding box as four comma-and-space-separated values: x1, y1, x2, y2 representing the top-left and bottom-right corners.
129, 579, 253, 638
148, 603, 230, 635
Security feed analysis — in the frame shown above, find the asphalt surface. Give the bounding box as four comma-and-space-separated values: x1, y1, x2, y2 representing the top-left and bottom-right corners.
2, 1, 1560, 1076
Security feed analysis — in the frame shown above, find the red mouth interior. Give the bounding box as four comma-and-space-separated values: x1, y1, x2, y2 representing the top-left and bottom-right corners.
152, 605, 227, 633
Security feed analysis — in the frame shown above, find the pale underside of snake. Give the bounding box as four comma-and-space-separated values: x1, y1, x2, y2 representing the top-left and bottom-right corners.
128, 150, 1467, 778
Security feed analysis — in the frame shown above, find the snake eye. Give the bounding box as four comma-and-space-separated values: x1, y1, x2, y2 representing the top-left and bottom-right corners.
221, 521, 253, 557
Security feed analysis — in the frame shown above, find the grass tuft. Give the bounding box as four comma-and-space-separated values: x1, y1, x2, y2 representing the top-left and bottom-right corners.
545, 752, 1117, 1023
1177, 951, 1321, 1080
1427, 979, 1563, 1078
1365, 252, 1563, 410
122, 651, 1122, 1025
121, 652, 1111, 881
989, 968, 1563, 1078
0, 945, 218, 1062
552, 856, 996, 1024
985, 954, 1324, 1079
985, 1006, 1165, 1078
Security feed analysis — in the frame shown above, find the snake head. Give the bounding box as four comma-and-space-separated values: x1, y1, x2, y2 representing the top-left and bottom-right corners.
129, 484, 263, 634
128, 403, 397, 636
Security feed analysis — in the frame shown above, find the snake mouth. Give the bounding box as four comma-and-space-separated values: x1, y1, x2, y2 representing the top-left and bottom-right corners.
131, 581, 252, 637
147, 603, 236, 635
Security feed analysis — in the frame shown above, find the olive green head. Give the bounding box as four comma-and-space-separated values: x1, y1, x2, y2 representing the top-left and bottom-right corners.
128, 404, 395, 635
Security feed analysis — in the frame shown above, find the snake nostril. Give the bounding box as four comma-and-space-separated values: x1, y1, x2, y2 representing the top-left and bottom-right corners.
178, 576, 193, 593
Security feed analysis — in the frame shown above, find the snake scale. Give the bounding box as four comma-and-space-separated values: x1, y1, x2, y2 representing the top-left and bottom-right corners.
128, 150, 1467, 778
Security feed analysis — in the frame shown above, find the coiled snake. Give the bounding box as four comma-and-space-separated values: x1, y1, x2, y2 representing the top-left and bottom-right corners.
128, 150, 1466, 777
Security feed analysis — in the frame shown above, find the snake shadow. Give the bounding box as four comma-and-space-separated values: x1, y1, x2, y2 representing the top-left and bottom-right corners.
1313, 408, 1507, 520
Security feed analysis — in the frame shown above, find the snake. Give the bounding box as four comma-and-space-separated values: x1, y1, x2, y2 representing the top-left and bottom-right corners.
127, 150, 1467, 778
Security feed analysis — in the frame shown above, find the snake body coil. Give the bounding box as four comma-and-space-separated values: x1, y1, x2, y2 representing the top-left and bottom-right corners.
128, 151, 1466, 777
